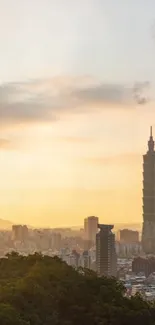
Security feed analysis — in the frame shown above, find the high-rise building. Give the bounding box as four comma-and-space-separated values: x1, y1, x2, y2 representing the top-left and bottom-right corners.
84, 218, 88, 239
70, 250, 80, 268
51, 233, 62, 250
142, 127, 155, 254
12, 225, 28, 242
22, 225, 29, 241
96, 224, 117, 277
119, 229, 139, 243
132, 257, 155, 277
84, 216, 98, 243
80, 251, 91, 269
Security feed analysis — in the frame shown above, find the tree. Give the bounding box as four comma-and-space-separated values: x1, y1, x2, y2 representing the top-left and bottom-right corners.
0, 253, 154, 325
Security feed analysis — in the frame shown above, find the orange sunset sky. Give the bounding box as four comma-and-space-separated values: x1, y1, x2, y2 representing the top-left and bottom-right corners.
0, 0, 155, 227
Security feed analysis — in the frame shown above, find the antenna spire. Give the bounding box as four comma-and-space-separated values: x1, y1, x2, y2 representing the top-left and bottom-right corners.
150, 126, 153, 137
148, 126, 154, 152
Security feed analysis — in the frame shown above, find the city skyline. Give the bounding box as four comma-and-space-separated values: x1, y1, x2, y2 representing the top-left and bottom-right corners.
0, 0, 155, 227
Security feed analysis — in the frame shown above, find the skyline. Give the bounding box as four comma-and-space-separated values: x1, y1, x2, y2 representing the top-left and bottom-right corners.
0, 1, 155, 226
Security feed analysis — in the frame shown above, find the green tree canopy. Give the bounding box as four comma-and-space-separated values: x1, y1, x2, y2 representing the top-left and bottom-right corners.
0, 253, 154, 324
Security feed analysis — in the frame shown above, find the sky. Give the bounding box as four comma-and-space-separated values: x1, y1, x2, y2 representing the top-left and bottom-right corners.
0, 0, 155, 227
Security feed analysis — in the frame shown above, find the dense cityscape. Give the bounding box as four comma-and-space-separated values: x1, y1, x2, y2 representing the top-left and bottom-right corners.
0, 128, 154, 302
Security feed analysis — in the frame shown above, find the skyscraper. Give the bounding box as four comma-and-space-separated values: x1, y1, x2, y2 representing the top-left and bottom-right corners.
96, 224, 117, 277
142, 127, 155, 254
84, 218, 88, 239
119, 229, 139, 243
12, 225, 28, 242
84, 216, 98, 243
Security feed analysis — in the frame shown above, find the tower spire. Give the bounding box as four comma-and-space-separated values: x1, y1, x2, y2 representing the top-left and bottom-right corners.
148, 126, 154, 152
150, 125, 153, 137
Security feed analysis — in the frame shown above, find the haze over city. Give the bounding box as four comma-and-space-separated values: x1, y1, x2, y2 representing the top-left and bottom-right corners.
0, 0, 155, 227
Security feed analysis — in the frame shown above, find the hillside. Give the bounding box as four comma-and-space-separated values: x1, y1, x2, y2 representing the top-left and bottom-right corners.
0, 218, 13, 229
0, 253, 154, 324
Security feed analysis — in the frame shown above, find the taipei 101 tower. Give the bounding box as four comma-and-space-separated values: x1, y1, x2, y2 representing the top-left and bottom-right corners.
142, 126, 155, 254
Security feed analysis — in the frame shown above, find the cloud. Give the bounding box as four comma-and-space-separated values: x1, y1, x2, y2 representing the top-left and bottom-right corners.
0, 76, 149, 126
133, 81, 150, 105
72, 83, 132, 105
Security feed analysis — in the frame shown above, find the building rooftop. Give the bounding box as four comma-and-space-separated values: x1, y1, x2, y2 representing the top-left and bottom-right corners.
98, 224, 114, 230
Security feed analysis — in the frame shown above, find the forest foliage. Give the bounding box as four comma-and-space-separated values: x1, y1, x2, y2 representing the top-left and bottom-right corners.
0, 252, 154, 325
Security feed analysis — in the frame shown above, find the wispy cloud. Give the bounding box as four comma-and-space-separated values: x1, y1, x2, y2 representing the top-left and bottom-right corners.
0, 76, 149, 127
133, 81, 150, 105
72, 83, 132, 105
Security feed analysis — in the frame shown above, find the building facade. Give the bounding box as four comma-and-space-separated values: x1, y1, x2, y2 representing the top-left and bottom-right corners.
119, 229, 139, 243
84, 216, 98, 243
12, 225, 28, 242
96, 224, 117, 277
116, 242, 142, 258
80, 251, 91, 269
142, 127, 155, 254
132, 257, 155, 277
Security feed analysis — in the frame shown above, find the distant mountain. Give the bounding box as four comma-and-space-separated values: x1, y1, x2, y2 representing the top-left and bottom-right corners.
0, 219, 13, 229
